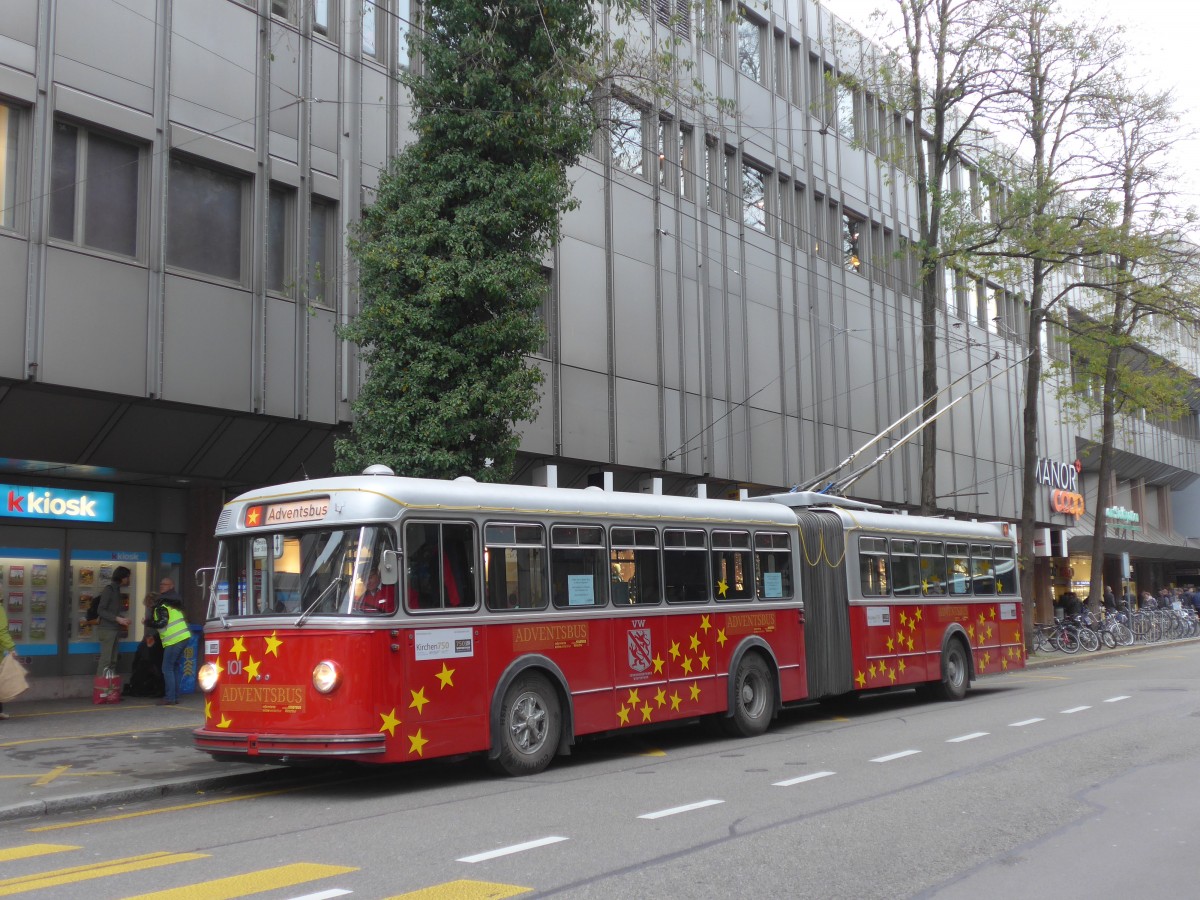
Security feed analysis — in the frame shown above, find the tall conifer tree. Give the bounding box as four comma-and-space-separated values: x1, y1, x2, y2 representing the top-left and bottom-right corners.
337, 1, 601, 480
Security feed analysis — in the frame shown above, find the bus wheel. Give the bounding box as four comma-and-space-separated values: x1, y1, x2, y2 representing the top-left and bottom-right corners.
933, 638, 969, 701
722, 653, 774, 737
491, 673, 561, 776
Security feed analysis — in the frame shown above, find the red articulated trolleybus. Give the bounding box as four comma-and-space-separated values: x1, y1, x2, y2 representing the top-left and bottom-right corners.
194, 466, 1025, 774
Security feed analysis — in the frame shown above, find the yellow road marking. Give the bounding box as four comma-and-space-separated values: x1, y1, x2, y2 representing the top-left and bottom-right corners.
0, 724, 196, 750
123, 863, 357, 900
26, 786, 306, 832
386, 880, 531, 899
0, 703, 163, 720
0, 770, 116, 783
0, 845, 78, 863
638, 748, 667, 757
0, 851, 207, 896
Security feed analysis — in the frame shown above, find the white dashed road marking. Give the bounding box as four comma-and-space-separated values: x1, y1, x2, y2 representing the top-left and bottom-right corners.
458, 836, 569, 863
1104, 696, 1130, 703
946, 732, 988, 743
1061, 706, 1091, 714
286, 891, 352, 900
638, 799, 724, 820
1009, 717, 1044, 727
774, 771, 836, 787
870, 750, 921, 763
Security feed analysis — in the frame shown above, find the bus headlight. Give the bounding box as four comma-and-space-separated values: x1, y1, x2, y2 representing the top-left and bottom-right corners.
312, 660, 341, 694
198, 662, 220, 693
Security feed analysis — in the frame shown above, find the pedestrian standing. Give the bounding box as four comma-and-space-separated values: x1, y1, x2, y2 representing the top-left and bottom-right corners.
94, 566, 131, 676
0, 598, 15, 719
155, 591, 190, 706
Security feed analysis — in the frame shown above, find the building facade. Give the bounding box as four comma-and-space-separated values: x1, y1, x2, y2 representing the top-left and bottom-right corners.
1, 0, 1197, 694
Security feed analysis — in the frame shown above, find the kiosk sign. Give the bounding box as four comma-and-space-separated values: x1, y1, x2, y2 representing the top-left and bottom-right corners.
2, 484, 115, 523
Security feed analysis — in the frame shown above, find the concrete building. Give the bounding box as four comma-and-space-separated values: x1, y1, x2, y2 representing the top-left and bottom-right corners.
1, 0, 1196, 694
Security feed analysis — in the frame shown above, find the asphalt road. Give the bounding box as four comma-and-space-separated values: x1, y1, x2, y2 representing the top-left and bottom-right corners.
3, 644, 1198, 899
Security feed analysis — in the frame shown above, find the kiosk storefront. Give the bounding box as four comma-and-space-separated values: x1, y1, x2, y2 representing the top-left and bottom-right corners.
0, 479, 186, 695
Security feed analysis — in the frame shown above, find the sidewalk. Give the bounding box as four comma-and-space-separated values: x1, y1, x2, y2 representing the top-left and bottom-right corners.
0, 691, 287, 824
0, 641, 1185, 825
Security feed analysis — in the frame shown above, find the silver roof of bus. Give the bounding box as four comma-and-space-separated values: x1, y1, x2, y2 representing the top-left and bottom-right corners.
216, 473, 801, 536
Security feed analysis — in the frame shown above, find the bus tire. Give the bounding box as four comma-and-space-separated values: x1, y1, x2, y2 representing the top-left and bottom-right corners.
490, 672, 561, 776
722, 652, 774, 737
932, 637, 969, 701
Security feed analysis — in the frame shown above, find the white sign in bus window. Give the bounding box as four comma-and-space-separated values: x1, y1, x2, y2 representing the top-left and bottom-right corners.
1000, 603, 1017, 621
762, 572, 783, 598
252, 538, 269, 559
414, 627, 474, 661
567, 575, 595, 606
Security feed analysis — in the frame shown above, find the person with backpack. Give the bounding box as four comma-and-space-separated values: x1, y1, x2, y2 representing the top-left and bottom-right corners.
154, 587, 190, 706
94, 567, 131, 677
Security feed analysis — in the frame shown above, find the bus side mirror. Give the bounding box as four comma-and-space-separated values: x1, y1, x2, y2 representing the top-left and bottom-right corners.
379, 550, 400, 585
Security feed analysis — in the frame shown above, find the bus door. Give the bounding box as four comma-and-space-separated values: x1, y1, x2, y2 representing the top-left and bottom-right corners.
399, 521, 488, 759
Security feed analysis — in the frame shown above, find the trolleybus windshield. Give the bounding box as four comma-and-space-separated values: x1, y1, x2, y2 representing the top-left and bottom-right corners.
209, 525, 394, 618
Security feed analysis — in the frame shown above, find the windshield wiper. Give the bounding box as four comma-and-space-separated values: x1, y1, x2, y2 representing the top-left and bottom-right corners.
294, 576, 345, 628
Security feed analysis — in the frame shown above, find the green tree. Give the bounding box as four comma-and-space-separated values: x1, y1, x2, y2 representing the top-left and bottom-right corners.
1052, 81, 1200, 611
336, 1, 603, 481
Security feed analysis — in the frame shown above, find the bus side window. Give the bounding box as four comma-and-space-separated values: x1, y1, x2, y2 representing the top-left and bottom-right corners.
664, 529, 708, 604
485, 523, 548, 611
610, 527, 661, 606
754, 532, 792, 600
405, 523, 443, 611
550, 525, 606, 609
712, 530, 753, 601
859, 536, 889, 596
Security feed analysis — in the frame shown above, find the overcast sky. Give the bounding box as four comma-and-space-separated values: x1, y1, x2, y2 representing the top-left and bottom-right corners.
823, 0, 1200, 209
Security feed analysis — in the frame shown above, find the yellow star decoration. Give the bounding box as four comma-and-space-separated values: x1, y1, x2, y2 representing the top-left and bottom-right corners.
898, 659, 906, 674
717, 578, 729, 597
229, 636, 246, 659
379, 708, 400, 737
681, 657, 694, 675
996, 581, 1004, 593
868, 662, 877, 679
627, 688, 641, 707
217, 715, 232, 729
408, 729, 428, 756
409, 687, 429, 715
641, 703, 654, 722
856, 670, 866, 688
967, 625, 976, 640
989, 607, 997, 619
1001, 658, 1009, 670
668, 641, 681, 660
436, 663, 455, 689
906, 635, 915, 652
244, 656, 260, 681
264, 632, 282, 657
888, 668, 897, 684
699, 651, 711, 671
914, 607, 923, 623
899, 611, 909, 627
655, 688, 667, 707
689, 682, 701, 702
689, 633, 701, 652
652, 654, 665, 674
670, 692, 683, 711
982, 651, 991, 669
716, 629, 728, 647
978, 613, 986, 627
204, 700, 212, 720
617, 705, 631, 725
921, 579, 930, 595
986, 625, 993, 640
886, 636, 895, 653
700, 614, 711, 633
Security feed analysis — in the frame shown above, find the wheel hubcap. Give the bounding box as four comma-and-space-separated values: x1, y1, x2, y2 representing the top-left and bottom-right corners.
509, 691, 548, 754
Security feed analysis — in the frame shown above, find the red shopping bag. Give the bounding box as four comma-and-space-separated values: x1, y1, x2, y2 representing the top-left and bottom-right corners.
93, 670, 122, 704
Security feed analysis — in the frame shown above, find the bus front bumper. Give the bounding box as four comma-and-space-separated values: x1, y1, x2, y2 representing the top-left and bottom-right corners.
194, 727, 388, 758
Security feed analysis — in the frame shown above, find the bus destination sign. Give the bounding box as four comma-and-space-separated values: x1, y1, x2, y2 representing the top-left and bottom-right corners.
244, 498, 330, 528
